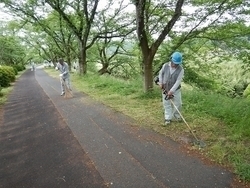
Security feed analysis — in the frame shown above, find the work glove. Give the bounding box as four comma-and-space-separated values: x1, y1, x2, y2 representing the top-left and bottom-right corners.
59, 74, 63, 77
165, 94, 174, 100
163, 90, 174, 100
55, 67, 58, 70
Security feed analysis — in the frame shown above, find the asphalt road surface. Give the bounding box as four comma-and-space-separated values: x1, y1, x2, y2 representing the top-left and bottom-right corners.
0, 68, 245, 188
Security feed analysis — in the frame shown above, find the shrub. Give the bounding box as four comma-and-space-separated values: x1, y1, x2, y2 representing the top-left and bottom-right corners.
13, 64, 25, 72
12, 66, 18, 75
0, 68, 11, 87
2, 66, 15, 82
0, 66, 16, 87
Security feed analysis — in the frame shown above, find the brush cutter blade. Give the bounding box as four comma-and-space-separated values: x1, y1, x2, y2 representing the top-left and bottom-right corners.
193, 140, 206, 148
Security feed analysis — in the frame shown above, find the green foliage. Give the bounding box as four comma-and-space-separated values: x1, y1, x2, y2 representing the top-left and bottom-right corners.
0, 68, 11, 87
0, 35, 26, 65
12, 64, 26, 72
243, 84, 250, 99
110, 58, 141, 80
2, 66, 15, 82
0, 66, 16, 87
183, 67, 217, 90
215, 61, 250, 98
12, 66, 18, 75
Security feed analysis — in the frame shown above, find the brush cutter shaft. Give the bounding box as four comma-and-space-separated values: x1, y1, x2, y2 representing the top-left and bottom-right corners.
162, 90, 205, 147
169, 99, 199, 141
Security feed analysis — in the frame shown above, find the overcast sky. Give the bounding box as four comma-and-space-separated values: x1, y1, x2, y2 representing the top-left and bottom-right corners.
0, 1, 134, 22
0, 3, 13, 22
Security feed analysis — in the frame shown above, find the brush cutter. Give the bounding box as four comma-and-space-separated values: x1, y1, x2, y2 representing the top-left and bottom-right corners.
165, 93, 206, 148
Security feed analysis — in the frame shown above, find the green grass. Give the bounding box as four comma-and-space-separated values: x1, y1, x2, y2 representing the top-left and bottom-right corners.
0, 87, 13, 105
183, 89, 250, 178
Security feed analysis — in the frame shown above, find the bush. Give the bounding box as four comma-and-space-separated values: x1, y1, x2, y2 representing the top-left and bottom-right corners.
0, 66, 15, 87
13, 64, 25, 72
12, 66, 18, 75
2, 66, 15, 82
0, 68, 11, 87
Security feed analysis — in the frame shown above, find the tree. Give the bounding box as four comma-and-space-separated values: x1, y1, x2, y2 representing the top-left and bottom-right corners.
132, 0, 250, 92
91, 0, 136, 75
1, 0, 79, 68
44, 0, 99, 75
1, 0, 250, 93
0, 35, 25, 65
133, 0, 184, 92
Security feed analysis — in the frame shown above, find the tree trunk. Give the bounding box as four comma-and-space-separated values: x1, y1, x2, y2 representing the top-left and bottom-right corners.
79, 40, 87, 75
98, 62, 110, 75
66, 57, 71, 72
143, 54, 154, 92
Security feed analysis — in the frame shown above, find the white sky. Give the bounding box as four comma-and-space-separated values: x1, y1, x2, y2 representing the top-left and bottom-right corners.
0, 3, 14, 22
0, 1, 134, 22
0, 1, 249, 27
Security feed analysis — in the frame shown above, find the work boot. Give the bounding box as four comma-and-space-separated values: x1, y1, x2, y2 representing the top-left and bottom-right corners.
163, 120, 171, 126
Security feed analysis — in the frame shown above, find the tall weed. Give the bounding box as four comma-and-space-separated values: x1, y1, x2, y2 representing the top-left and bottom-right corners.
183, 90, 250, 137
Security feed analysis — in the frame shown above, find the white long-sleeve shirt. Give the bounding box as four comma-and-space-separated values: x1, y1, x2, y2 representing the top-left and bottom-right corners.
56, 62, 70, 79
159, 62, 184, 93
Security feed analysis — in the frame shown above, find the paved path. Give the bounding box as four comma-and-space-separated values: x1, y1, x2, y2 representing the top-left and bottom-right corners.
0, 68, 240, 188
0, 69, 106, 188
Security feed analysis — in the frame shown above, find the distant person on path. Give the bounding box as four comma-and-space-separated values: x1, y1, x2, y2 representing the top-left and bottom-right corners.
31, 62, 35, 71
158, 52, 184, 126
55, 58, 71, 96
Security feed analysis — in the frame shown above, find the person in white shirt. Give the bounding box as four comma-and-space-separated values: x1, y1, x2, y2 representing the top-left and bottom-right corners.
158, 52, 184, 125
31, 62, 35, 71
55, 58, 71, 96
